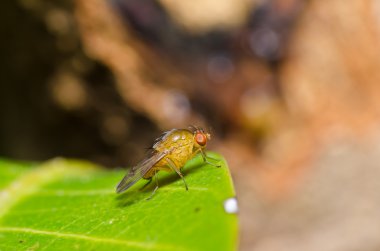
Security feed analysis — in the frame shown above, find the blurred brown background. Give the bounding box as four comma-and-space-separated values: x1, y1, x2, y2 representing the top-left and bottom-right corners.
2, 0, 380, 250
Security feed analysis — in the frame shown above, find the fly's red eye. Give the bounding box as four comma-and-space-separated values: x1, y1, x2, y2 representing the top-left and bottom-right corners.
195, 132, 207, 146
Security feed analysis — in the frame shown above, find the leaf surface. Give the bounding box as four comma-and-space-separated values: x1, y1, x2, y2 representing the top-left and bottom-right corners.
0, 153, 237, 251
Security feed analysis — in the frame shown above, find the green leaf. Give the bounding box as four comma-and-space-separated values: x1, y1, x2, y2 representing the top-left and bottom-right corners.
0, 153, 238, 251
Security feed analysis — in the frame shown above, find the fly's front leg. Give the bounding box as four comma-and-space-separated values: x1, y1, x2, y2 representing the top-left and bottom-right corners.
165, 158, 188, 191
200, 149, 221, 168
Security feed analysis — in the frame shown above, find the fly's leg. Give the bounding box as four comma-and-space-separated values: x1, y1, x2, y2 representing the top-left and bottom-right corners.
200, 149, 221, 168
140, 178, 152, 191
165, 158, 188, 191
146, 171, 159, 200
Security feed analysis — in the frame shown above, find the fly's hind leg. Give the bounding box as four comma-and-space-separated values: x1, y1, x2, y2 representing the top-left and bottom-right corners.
146, 171, 159, 200
165, 158, 188, 191
200, 149, 221, 168
140, 178, 152, 191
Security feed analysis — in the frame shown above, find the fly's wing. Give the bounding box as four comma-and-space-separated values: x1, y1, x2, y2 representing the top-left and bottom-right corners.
152, 129, 175, 149
116, 150, 168, 193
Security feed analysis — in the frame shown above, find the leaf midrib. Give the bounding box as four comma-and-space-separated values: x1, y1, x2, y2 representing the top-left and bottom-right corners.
0, 227, 183, 250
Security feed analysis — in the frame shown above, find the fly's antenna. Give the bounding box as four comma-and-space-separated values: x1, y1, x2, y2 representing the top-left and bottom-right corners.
188, 125, 199, 133
189, 125, 208, 134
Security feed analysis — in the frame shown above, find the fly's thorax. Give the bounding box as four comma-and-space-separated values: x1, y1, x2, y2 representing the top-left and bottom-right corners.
154, 129, 195, 169
154, 129, 193, 152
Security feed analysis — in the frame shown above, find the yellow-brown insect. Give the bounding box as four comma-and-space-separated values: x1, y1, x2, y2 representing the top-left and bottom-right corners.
116, 126, 219, 198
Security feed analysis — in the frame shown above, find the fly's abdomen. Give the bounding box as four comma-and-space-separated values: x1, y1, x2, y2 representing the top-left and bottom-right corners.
143, 166, 169, 179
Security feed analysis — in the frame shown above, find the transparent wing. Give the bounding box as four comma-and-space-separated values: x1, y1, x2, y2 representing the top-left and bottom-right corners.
152, 129, 175, 149
116, 150, 168, 193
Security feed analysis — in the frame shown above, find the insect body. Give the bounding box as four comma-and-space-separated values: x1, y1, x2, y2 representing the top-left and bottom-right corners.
116, 127, 219, 198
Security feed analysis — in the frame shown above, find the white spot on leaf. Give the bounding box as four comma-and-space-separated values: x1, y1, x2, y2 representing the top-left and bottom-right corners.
223, 197, 238, 214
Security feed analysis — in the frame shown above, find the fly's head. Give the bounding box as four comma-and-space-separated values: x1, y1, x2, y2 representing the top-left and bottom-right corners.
190, 126, 211, 149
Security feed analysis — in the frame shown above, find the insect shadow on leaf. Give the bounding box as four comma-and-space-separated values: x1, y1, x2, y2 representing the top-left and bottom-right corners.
115, 155, 213, 207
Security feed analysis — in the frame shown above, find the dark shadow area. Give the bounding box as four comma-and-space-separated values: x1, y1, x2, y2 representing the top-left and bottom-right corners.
115, 159, 209, 207
0, 1, 160, 167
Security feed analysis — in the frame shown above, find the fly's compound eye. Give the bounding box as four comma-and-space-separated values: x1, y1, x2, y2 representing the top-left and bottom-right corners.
195, 132, 207, 146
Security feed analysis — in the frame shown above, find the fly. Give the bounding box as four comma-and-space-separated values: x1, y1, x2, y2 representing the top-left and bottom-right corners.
116, 126, 220, 199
